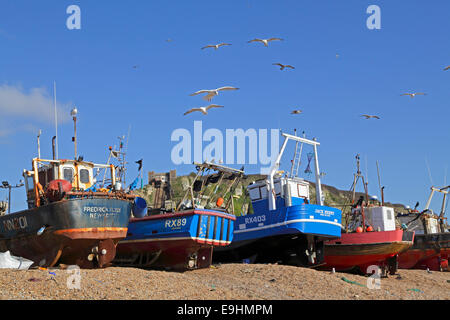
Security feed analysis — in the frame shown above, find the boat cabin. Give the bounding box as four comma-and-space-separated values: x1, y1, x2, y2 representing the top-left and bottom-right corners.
176, 161, 245, 215
347, 205, 397, 232
247, 175, 310, 213
397, 211, 441, 235
423, 214, 440, 234
363, 206, 396, 232
23, 158, 116, 209
397, 185, 449, 234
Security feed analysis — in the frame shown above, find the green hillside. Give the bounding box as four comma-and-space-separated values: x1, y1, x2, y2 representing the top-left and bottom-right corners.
133, 172, 410, 225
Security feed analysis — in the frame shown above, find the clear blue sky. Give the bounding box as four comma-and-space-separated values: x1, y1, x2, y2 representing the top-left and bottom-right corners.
0, 0, 449, 214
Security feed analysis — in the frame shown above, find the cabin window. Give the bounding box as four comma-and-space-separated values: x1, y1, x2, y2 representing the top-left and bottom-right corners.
249, 187, 262, 201
260, 186, 267, 199
79, 169, 90, 184
63, 167, 74, 182
297, 183, 309, 199
274, 182, 281, 196
26, 176, 34, 191
386, 210, 393, 220
38, 171, 47, 186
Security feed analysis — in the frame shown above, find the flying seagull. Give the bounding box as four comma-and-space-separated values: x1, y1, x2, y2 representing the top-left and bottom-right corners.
361, 114, 380, 119
132, 65, 139, 69
247, 38, 283, 47
273, 63, 295, 70
202, 43, 232, 50
291, 110, 303, 115
444, 66, 450, 71
401, 92, 426, 98
190, 86, 239, 102
183, 104, 224, 116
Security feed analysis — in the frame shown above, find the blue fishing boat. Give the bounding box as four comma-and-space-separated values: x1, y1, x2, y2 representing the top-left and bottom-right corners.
115, 162, 242, 270
116, 209, 235, 270
213, 132, 342, 266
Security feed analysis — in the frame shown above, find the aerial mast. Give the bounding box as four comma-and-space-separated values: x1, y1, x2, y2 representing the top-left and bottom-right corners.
53, 81, 59, 159
71, 107, 78, 160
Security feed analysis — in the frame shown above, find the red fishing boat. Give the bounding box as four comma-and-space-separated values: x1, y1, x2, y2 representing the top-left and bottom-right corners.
324, 227, 414, 275
397, 186, 450, 271
322, 155, 414, 275
324, 206, 414, 275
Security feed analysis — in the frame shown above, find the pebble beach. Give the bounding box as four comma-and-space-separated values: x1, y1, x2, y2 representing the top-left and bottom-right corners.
0, 264, 448, 300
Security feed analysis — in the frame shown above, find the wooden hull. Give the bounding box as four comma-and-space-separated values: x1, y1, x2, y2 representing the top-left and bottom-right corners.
0, 198, 132, 268
323, 230, 414, 273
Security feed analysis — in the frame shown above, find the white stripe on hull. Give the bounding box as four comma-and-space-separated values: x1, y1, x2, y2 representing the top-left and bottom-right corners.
120, 236, 231, 246
234, 218, 342, 234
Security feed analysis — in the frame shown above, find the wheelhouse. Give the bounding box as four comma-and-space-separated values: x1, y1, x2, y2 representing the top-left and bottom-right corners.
23, 158, 116, 209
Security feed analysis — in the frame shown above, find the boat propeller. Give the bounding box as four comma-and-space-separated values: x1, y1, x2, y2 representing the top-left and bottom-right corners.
79, 240, 116, 268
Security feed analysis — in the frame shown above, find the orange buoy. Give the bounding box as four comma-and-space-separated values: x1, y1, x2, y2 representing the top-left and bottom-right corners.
356, 227, 363, 233
216, 197, 224, 207
367, 226, 374, 232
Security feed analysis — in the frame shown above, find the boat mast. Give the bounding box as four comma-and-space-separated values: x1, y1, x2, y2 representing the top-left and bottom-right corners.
312, 139, 323, 206
289, 130, 306, 178
71, 107, 78, 160
37, 129, 42, 168
53, 81, 59, 160
345, 154, 370, 232
376, 160, 384, 205
123, 125, 131, 186
268, 132, 323, 211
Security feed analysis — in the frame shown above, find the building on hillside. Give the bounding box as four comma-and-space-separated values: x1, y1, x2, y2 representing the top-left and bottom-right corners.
147, 170, 177, 212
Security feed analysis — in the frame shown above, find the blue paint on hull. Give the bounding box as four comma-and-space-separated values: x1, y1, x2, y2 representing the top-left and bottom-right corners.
214, 197, 342, 265
234, 202, 342, 243
119, 209, 235, 247
116, 209, 236, 270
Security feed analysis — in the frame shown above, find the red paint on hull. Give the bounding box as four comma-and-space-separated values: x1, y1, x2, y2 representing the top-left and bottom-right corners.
116, 238, 214, 270
398, 233, 450, 271
398, 248, 439, 269
115, 210, 235, 270
323, 230, 414, 273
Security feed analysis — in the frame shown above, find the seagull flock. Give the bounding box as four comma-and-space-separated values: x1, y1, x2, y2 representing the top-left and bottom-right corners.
184, 37, 286, 116
137, 37, 447, 119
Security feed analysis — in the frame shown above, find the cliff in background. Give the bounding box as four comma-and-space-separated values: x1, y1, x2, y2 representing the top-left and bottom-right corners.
133, 172, 410, 218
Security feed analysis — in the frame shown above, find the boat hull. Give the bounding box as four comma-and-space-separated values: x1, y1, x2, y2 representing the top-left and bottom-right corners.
213, 203, 342, 266
398, 232, 450, 271
115, 209, 235, 271
323, 230, 414, 274
0, 198, 132, 268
